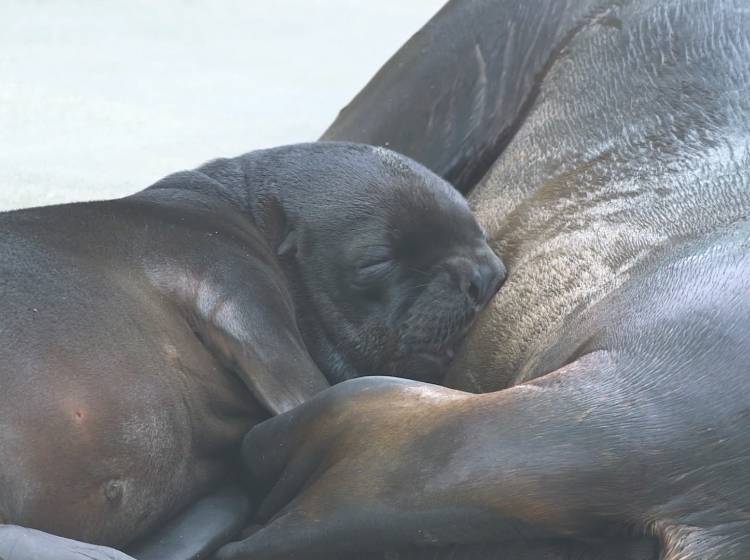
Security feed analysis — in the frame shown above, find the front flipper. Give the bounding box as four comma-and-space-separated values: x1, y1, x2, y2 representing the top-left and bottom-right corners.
0, 525, 135, 560
159, 252, 330, 415
126, 485, 250, 560
215, 359, 676, 559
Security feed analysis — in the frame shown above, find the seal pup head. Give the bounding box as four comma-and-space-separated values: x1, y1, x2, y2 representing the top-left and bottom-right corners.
251, 142, 506, 383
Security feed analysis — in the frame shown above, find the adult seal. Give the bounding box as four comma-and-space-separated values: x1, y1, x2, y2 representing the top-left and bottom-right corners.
218, 1, 750, 559
0, 142, 505, 559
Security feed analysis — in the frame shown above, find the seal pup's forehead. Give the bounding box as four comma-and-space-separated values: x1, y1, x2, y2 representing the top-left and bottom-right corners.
365, 146, 481, 247
369, 145, 468, 207
253, 142, 479, 244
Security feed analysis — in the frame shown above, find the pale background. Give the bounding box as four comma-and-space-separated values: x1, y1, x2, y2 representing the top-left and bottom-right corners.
0, 1, 443, 211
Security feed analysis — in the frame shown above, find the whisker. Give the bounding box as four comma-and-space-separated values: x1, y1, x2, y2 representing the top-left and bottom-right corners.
406, 266, 431, 277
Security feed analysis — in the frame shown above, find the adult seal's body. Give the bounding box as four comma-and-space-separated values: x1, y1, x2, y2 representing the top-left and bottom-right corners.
0, 143, 504, 560
219, 1, 750, 559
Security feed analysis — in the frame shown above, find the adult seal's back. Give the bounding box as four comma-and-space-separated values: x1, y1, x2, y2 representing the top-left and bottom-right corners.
0, 142, 504, 560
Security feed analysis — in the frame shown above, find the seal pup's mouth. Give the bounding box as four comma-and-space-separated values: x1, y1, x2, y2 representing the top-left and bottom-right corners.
394, 271, 504, 382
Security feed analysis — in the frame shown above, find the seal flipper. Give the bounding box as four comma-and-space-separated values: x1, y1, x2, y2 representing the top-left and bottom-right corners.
147, 225, 331, 415
126, 485, 250, 560
180, 259, 330, 415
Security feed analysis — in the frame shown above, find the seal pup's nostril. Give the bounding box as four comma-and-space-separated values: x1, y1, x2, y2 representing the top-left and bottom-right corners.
471, 254, 506, 306
467, 270, 483, 303
452, 257, 503, 306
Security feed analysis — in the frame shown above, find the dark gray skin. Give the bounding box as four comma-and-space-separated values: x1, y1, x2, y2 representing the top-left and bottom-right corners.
322, 0, 617, 194
0, 142, 505, 560
217, 1, 750, 559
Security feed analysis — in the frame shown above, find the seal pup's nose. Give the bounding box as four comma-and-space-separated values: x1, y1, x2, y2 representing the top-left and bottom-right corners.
445, 252, 506, 306
467, 253, 506, 307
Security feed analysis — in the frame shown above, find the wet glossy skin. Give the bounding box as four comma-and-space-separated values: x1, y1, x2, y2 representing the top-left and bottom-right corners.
221, 0, 750, 559
0, 143, 501, 559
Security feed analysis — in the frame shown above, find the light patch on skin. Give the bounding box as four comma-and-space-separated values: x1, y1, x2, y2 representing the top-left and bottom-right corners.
399, 383, 468, 404
503, 382, 546, 395
469, 43, 488, 134
144, 263, 198, 304
195, 282, 242, 336
145, 264, 250, 343
162, 342, 180, 365
649, 519, 733, 560
370, 146, 411, 175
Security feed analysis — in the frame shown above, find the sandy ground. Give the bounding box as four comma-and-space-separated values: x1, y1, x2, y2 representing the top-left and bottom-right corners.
0, 1, 442, 211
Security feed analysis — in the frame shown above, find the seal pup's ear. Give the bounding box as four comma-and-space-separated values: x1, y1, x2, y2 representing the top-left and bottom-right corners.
257, 195, 297, 258
277, 229, 297, 257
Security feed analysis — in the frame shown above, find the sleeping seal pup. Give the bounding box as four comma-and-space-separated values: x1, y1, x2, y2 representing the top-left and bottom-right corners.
0, 142, 504, 560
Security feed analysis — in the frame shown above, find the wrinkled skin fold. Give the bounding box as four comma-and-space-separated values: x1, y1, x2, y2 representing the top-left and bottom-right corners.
220, 0, 750, 558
